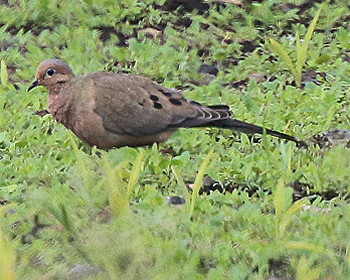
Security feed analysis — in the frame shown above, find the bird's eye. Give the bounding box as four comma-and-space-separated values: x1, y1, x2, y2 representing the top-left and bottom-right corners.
46, 68, 55, 76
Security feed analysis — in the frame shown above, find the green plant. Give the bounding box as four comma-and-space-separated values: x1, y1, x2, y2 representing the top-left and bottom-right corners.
269, 9, 321, 87
104, 150, 144, 216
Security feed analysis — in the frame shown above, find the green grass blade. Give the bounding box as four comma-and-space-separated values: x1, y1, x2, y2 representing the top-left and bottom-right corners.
189, 150, 214, 218
296, 9, 321, 84
296, 256, 321, 280
48, 204, 92, 264
283, 198, 307, 220
295, 31, 302, 86
274, 177, 285, 217
112, 166, 129, 216
287, 241, 337, 267
274, 177, 286, 239
47, 203, 74, 234
69, 134, 93, 207
172, 166, 191, 211
0, 229, 15, 280
59, 203, 73, 232
286, 241, 326, 254
323, 103, 336, 131
279, 143, 292, 176
300, 8, 321, 54
295, 31, 301, 53
279, 198, 307, 237
0, 60, 8, 86
103, 154, 129, 216
127, 150, 144, 196
269, 38, 298, 81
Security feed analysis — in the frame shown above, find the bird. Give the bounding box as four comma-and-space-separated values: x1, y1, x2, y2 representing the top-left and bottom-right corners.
28, 59, 305, 149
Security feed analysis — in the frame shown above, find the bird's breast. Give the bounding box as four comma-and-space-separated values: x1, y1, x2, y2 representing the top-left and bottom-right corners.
48, 93, 76, 130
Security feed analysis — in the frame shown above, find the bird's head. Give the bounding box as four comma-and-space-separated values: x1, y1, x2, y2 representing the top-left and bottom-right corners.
28, 59, 75, 92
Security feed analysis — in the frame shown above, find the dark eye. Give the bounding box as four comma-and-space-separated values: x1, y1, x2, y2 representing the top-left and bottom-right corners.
46, 68, 55, 76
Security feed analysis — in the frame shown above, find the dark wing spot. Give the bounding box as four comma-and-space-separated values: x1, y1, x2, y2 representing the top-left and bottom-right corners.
150, 94, 159, 101
159, 88, 172, 97
163, 92, 172, 97
169, 98, 182, 106
153, 102, 163, 109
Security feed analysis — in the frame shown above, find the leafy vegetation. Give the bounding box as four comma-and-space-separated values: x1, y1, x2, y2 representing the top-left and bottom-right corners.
0, 0, 350, 279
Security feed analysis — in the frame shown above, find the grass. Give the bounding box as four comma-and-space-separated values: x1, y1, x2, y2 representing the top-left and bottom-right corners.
0, 226, 15, 280
269, 8, 322, 87
0, 0, 350, 279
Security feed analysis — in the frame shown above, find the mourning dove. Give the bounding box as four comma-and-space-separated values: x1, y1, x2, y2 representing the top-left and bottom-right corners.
28, 59, 305, 149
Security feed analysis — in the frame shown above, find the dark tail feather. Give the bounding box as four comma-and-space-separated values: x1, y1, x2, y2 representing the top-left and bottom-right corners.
210, 118, 307, 147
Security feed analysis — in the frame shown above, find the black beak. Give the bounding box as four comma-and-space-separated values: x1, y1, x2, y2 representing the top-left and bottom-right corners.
28, 80, 38, 92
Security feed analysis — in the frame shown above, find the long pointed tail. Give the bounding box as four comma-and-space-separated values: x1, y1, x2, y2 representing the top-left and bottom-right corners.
210, 118, 307, 147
